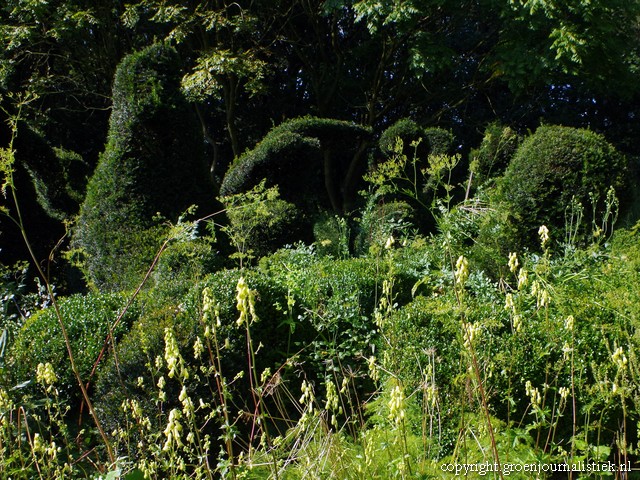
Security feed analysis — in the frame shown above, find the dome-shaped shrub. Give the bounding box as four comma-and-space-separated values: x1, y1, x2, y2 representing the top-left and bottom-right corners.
378, 118, 428, 158
220, 116, 371, 217
379, 120, 454, 159
500, 125, 626, 246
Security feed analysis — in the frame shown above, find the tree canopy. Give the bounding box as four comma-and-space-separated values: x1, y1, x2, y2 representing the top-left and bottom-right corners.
2, 0, 640, 268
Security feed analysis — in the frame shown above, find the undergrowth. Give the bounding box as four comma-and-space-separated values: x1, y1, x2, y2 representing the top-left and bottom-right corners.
1, 109, 639, 479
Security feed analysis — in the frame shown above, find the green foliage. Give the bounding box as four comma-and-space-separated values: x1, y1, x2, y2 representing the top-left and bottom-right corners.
379, 118, 428, 158
379, 119, 454, 160
499, 125, 627, 248
0, 261, 31, 357
73, 43, 219, 291
365, 134, 462, 238
423, 127, 455, 156
220, 116, 371, 213
313, 213, 352, 258
470, 123, 521, 184
12, 124, 82, 221
5, 292, 139, 402
95, 247, 392, 443
355, 196, 416, 254
221, 180, 306, 265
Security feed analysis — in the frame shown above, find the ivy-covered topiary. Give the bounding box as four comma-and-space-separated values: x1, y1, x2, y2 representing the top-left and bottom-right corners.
500, 125, 627, 247
73, 44, 219, 291
220, 116, 371, 214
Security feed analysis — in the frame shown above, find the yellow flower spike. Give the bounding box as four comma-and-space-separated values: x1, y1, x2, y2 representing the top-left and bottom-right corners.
508, 252, 519, 273
454, 255, 469, 286
517, 268, 528, 290
538, 225, 550, 247
564, 315, 575, 331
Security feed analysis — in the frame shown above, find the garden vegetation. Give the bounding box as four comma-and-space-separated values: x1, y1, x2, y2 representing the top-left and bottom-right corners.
2, 1, 640, 479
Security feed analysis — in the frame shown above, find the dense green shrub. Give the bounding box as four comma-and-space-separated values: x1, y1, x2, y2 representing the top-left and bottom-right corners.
378, 119, 454, 160
220, 116, 371, 214
221, 181, 308, 262
5, 292, 139, 403
355, 196, 416, 254
470, 122, 521, 184
423, 127, 455, 155
95, 248, 397, 439
378, 118, 428, 159
73, 44, 219, 291
499, 125, 627, 248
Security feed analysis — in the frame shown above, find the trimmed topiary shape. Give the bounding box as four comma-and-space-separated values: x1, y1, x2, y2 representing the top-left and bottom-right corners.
220, 116, 371, 215
500, 125, 627, 246
74, 44, 219, 291
379, 119, 455, 159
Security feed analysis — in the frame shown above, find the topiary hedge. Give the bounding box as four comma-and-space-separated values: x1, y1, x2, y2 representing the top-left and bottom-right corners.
500, 125, 627, 247
5, 292, 140, 403
378, 119, 454, 160
378, 118, 428, 159
220, 116, 371, 214
73, 43, 220, 291
423, 127, 455, 156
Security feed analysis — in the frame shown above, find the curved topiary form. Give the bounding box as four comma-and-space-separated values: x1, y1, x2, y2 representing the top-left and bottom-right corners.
74, 44, 219, 291
470, 123, 521, 185
501, 125, 627, 246
220, 116, 371, 214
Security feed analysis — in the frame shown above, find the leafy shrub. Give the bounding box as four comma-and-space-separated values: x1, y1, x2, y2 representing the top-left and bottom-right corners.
313, 213, 352, 258
355, 196, 416, 254
220, 116, 371, 214
95, 248, 395, 441
423, 126, 455, 155
378, 119, 454, 160
53, 146, 89, 205
149, 235, 221, 304
221, 181, 307, 263
499, 125, 627, 248
5, 292, 139, 403
73, 43, 219, 291
378, 118, 428, 159
469, 122, 521, 184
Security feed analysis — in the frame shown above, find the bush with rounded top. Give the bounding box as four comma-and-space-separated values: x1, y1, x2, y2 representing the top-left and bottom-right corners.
74, 44, 219, 291
423, 127, 455, 156
379, 119, 454, 159
500, 125, 627, 246
378, 118, 428, 158
5, 292, 139, 403
220, 116, 371, 213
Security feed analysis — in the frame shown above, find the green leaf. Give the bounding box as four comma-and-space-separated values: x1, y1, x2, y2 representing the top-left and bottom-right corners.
124, 469, 146, 480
